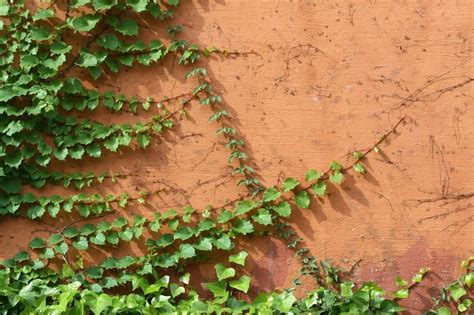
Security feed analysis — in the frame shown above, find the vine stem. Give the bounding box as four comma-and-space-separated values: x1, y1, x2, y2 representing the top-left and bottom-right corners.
321, 116, 405, 180
59, 211, 115, 234
24, 116, 406, 230
206, 116, 407, 212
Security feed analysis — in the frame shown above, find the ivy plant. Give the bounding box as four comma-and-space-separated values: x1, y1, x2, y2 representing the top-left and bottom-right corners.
0, 1, 471, 314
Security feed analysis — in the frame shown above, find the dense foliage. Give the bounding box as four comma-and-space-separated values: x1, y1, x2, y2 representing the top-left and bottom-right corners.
0, 0, 472, 314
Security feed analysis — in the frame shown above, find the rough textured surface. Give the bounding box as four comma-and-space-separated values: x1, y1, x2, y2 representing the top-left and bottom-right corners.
1, 0, 473, 312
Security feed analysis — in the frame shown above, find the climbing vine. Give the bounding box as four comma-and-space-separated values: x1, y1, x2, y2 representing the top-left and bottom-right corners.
0, 0, 472, 314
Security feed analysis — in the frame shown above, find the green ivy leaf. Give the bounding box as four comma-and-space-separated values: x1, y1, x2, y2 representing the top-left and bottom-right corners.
97, 34, 120, 51
27, 205, 45, 219
229, 275, 251, 293
180, 273, 191, 285
106, 231, 119, 245
0, 4, 10, 16
170, 283, 185, 298
252, 209, 272, 225
340, 282, 354, 297
48, 233, 63, 245
392, 288, 409, 299
48, 203, 60, 218
69, 145, 85, 159
51, 41, 72, 55
330, 161, 343, 172
101, 258, 118, 270
41, 248, 55, 260
137, 133, 151, 148
116, 256, 136, 269
85, 293, 112, 315
102, 277, 118, 289
113, 217, 128, 228
168, 218, 179, 231
105, 58, 119, 73
353, 150, 364, 159
76, 51, 99, 68
77, 204, 90, 217
22, 193, 37, 204
282, 178, 299, 192
91, 232, 106, 245
92, 0, 117, 10
233, 219, 254, 235
295, 191, 311, 209
73, 237, 89, 250
215, 234, 232, 250
86, 143, 102, 158
70, 14, 102, 32
218, 211, 234, 223
156, 234, 174, 247
70, 0, 92, 8
29, 238, 46, 249
412, 268, 429, 283
143, 276, 168, 294
89, 66, 102, 80
4, 151, 23, 168
215, 264, 235, 281
0, 178, 22, 193
20, 55, 39, 71
204, 280, 227, 298
97, 221, 112, 233
263, 187, 280, 203
86, 267, 104, 279
198, 218, 215, 232
449, 284, 467, 302
126, 0, 148, 12
104, 137, 119, 152
229, 251, 248, 266
465, 273, 474, 287
395, 276, 408, 287
33, 8, 55, 21
30, 26, 52, 41
14, 251, 30, 262
329, 172, 344, 184
5, 120, 26, 137
194, 238, 213, 251
63, 78, 85, 94
55, 242, 69, 255
353, 163, 365, 173
235, 200, 255, 215
434, 307, 451, 315
174, 227, 193, 241
80, 224, 96, 236
458, 299, 472, 313
119, 55, 134, 66
0, 86, 15, 102
120, 229, 133, 241
305, 169, 321, 181
167, 0, 180, 6
53, 147, 68, 160
179, 244, 196, 259
162, 209, 178, 219
272, 201, 291, 217
311, 181, 327, 196
114, 19, 139, 36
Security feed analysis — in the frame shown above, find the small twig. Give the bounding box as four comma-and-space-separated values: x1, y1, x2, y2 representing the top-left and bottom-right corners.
346, 259, 362, 275
411, 192, 474, 205
17, 214, 61, 234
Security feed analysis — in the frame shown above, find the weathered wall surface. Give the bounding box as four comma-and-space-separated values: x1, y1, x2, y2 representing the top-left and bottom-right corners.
1, 0, 473, 312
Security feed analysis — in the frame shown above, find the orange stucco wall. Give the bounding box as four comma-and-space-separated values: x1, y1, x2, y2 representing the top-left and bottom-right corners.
1, 1, 472, 312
